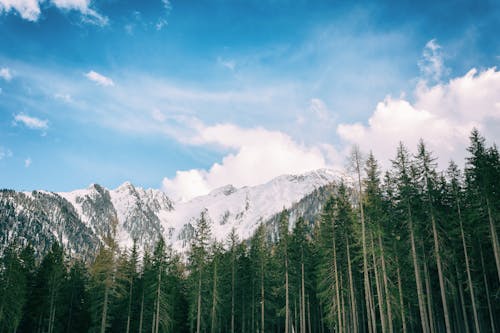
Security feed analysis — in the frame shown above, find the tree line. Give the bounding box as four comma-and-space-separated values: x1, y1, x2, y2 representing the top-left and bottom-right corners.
0, 129, 499, 333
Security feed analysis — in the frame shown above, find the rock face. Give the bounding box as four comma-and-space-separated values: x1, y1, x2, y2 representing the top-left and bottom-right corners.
0, 169, 339, 259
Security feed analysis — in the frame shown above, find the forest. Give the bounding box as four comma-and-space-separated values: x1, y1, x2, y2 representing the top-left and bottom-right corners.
0, 128, 499, 333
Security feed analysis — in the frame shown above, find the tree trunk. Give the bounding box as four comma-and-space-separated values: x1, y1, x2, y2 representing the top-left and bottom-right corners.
479, 245, 496, 333
371, 234, 386, 333
485, 198, 500, 283
455, 266, 470, 333
196, 269, 202, 333
378, 234, 393, 333
423, 258, 435, 333
457, 199, 480, 333
138, 291, 144, 333
332, 227, 342, 333
261, 260, 265, 333
211, 259, 218, 333
231, 251, 235, 333
301, 248, 306, 333
126, 275, 134, 333
285, 249, 290, 333
100, 283, 109, 333
430, 213, 451, 333
347, 238, 358, 333
154, 267, 161, 333
407, 205, 429, 333
396, 256, 407, 333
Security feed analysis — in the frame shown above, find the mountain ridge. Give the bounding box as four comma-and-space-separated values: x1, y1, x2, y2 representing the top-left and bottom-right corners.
1, 168, 340, 259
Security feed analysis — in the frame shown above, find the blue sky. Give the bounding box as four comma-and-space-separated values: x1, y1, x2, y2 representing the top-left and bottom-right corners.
0, 0, 499, 198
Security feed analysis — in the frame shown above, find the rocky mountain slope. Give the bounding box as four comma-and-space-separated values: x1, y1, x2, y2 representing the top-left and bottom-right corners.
0, 169, 339, 259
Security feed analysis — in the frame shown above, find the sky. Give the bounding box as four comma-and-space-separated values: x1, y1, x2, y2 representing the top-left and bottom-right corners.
0, 0, 499, 200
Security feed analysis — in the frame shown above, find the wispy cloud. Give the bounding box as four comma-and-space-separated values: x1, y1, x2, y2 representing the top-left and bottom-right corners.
24, 157, 32, 167
418, 39, 448, 83
0, 146, 13, 160
217, 57, 236, 71
13, 113, 49, 130
0, 0, 107, 25
0, 67, 12, 81
85, 70, 114, 86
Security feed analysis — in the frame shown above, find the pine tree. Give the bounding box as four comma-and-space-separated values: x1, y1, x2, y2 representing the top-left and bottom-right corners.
189, 209, 212, 333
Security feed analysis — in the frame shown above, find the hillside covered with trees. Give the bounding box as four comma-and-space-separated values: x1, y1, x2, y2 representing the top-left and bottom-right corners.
1, 129, 499, 333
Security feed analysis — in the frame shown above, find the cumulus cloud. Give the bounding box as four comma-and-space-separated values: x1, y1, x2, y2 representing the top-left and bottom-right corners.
13, 113, 49, 130
0, 0, 107, 24
162, 123, 334, 201
337, 67, 500, 167
0, 67, 13, 81
85, 70, 114, 86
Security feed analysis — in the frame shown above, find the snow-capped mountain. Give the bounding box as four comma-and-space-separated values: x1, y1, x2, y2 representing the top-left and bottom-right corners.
0, 169, 339, 258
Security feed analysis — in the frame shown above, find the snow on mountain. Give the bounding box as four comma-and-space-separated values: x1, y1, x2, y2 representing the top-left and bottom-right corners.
1, 168, 339, 258
164, 168, 339, 251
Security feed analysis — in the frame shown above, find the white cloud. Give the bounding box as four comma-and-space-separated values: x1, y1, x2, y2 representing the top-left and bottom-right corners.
0, 0, 40, 21
0, 0, 107, 24
14, 113, 49, 130
85, 70, 114, 86
418, 39, 448, 83
0, 67, 13, 81
51, 0, 108, 25
24, 157, 31, 167
0, 146, 13, 160
337, 67, 500, 167
162, 123, 334, 201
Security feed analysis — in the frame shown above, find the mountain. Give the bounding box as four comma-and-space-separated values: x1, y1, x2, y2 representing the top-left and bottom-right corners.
0, 169, 339, 259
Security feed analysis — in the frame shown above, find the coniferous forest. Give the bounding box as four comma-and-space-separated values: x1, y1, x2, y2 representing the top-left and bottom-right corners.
1, 129, 499, 333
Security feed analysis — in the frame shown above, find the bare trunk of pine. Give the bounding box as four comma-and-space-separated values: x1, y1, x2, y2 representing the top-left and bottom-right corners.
154, 268, 161, 333
285, 249, 290, 333
100, 283, 109, 333
396, 256, 407, 333
332, 227, 342, 333
423, 259, 436, 333
368, 272, 377, 333
430, 213, 451, 333
407, 206, 429, 333
456, 198, 480, 333
347, 238, 358, 333
138, 291, 144, 333
485, 198, 500, 283
231, 252, 235, 333
261, 260, 265, 333
211, 259, 218, 333
378, 234, 392, 333
479, 245, 496, 333
196, 269, 202, 333
307, 295, 312, 333
301, 248, 306, 333
371, 234, 386, 333
455, 266, 470, 333
126, 275, 133, 333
